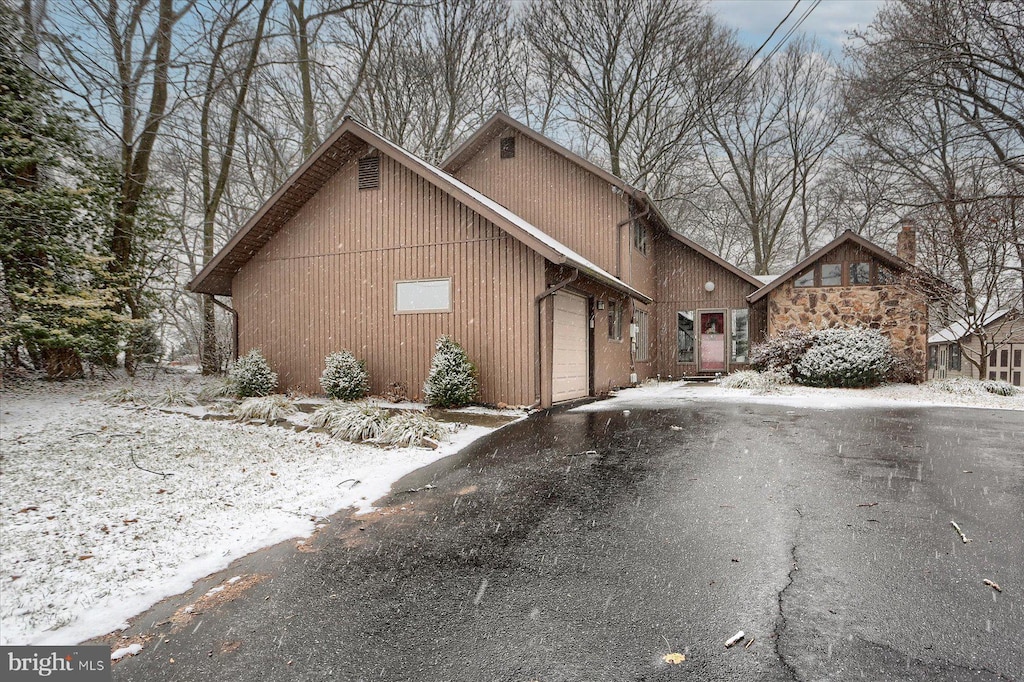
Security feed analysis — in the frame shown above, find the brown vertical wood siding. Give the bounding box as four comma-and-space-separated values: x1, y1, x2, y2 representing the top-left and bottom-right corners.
451, 128, 636, 287
653, 236, 764, 377
233, 154, 546, 405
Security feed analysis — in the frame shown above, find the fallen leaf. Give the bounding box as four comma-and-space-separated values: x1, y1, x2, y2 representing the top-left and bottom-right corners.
983, 579, 1002, 593
17, 506, 38, 514
156, 489, 166, 494
663, 652, 686, 664
123, 519, 138, 524
78, 555, 94, 561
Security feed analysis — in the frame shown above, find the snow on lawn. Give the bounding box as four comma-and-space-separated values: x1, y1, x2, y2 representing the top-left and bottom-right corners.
0, 377, 510, 646
572, 379, 1024, 412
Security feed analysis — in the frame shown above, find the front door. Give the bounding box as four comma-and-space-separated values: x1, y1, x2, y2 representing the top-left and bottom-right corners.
698, 310, 726, 372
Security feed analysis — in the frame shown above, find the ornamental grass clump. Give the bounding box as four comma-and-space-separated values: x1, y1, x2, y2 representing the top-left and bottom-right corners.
374, 410, 448, 447
423, 336, 478, 408
310, 402, 390, 442
229, 349, 278, 397
719, 369, 792, 393
233, 395, 296, 422
150, 386, 199, 407
320, 350, 369, 400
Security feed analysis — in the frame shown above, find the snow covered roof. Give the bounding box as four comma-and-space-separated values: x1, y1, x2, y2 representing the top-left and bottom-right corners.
928, 309, 1011, 343
753, 274, 780, 285
189, 118, 652, 304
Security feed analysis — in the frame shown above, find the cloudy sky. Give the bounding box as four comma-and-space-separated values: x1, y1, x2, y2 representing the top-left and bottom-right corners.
710, 0, 884, 55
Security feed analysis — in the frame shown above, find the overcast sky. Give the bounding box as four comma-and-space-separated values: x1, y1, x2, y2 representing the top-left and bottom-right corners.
709, 0, 884, 55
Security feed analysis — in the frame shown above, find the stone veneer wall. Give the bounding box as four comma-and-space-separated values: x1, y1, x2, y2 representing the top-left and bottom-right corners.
767, 280, 929, 379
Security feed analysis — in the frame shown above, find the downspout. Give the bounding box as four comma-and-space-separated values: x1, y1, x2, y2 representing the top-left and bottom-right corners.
531, 268, 580, 408
210, 296, 239, 364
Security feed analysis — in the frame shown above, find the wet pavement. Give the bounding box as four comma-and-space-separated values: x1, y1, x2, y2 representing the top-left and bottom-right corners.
105, 398, 1024, 681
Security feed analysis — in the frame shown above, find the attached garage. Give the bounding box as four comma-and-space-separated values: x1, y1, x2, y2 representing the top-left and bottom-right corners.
551, 291, 590, 402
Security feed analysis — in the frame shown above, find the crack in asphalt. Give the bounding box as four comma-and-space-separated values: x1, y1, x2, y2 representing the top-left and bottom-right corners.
774, 507, 803, 682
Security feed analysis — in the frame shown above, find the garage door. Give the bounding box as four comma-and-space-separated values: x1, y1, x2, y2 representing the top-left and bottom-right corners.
552, 291, 589, 402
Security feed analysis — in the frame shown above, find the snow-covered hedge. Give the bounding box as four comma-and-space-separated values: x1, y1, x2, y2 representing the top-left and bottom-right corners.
931, 377, 1019, 397
229, 349, 278, 397
423, 336, 478, 408
320, 350, 369, 400
752, 327, 899, 388
750, 328, 814, 380
795, 327, 895, 388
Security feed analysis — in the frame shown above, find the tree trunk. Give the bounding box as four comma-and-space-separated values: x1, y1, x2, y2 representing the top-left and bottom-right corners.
201, 295, 219, 374
43, 347, 84, 380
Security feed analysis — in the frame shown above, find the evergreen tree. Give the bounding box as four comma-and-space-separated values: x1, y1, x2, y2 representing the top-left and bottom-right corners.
0, 11, 127, 378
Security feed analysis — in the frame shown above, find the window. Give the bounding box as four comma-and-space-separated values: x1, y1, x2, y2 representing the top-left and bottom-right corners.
731, 309, 749, 363
500, 136, 516, 159
395, 278, 451, 313
1015, 349, 1022, 367
358, 156, 380, 190
633, 309, 650, 362
794, 268, 815, 287
949, 343, 961, 371
1001, 349, 1010, 367
989, 349, 997, 368
821, 263, 842, 286
1014, 371, 1021, 387
928, 345, 937, 370
677, 311, 694, 362
634, 222, 648, 255
608, 299, 622, 340
850, 262, 872, 285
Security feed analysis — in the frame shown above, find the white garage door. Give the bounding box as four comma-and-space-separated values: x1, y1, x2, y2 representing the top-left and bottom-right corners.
552, 291, 589, 402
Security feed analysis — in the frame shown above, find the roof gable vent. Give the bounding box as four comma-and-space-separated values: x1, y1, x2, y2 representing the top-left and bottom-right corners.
358, 155, 380, 190
500, 136, 516, 159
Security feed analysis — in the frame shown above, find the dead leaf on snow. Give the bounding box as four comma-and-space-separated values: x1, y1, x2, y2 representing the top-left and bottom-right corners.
663, 652, 686, 664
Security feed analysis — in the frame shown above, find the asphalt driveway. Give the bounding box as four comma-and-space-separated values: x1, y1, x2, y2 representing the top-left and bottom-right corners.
106, 396, 1023, 681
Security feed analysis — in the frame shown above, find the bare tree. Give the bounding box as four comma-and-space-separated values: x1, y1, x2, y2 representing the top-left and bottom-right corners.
522, 0, 724, 194
698, 39, 842, 274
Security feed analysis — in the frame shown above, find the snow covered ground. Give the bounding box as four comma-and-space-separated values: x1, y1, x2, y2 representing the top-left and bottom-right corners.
0, 373, 518, 646
572, 378, 1024, 412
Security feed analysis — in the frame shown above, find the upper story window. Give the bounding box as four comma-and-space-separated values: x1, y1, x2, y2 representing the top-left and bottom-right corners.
794, 268, 815, 287
634, 222, 648, 255
821, 263, 842, 286
849, 262, 872, 285
500, 136, 516, 159
358, 156, 380, 190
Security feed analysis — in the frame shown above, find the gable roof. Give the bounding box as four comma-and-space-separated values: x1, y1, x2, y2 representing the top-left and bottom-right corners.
188, 118, 651, 304
928, 309, 1014, 343
747, 230, 922, 304
443, 112, 764, 290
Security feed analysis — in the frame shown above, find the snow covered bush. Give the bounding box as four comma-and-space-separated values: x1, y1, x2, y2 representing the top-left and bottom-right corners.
310, 402, 390, 442
319, 350, 369, 400
101, 386, 143, 405
795, 327, 895, 388
930, 377, 1019, 397
375, 410, 448, 447
750, 329, 814, 380
983, 380, 1019, 396
229, 349, 278, 397
719, 369, 792, 393
233, 395, 295, 422
423, 336, 478, 408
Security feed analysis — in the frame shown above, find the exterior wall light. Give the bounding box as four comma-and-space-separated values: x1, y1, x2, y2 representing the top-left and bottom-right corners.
704, 281, 715, 292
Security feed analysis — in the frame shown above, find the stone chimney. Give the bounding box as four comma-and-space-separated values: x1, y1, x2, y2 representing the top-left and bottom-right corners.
897, 220, 916, 264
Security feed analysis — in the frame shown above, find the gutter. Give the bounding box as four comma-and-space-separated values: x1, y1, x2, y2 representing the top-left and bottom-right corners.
531, 269, 580, 408
210, 296, 239, 363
